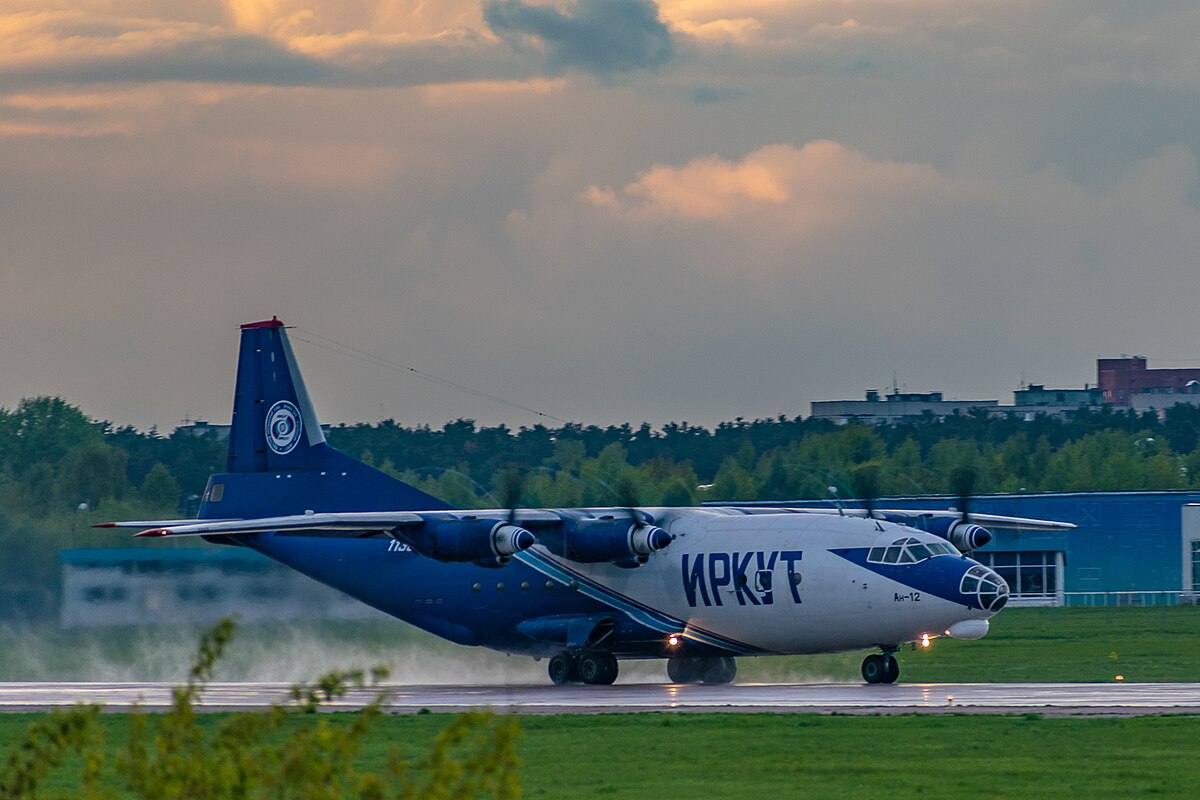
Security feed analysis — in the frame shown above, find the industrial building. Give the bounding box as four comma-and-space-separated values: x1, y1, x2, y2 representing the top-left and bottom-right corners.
812, 355, 1200, 425
810, 390, 999, 425
1099, 356, 1200, 406
752, 490, 1200, 607
59, 547, 382, 628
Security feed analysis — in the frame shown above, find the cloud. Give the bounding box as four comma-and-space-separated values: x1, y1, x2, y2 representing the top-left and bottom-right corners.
6, 1, 1200, 432
588, 141, 945, 227
503, 140, 1200, 413
484, 0, 673, 78
0, 10, 536, 90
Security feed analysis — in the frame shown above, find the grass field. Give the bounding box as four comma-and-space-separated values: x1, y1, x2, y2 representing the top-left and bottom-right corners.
738, 604, 1200, 683
3, 712, 1199, 799
3, 605, 1200, 684
4, 607, 1200, 798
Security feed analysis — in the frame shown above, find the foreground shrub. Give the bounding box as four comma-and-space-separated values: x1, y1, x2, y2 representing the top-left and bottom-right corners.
0, 619, 521, 799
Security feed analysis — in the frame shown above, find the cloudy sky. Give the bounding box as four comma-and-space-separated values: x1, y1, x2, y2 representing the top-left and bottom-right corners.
3, 0, 1200, 431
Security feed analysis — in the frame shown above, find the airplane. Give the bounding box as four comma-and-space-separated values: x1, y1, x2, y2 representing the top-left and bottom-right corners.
101, 318, 1074, 686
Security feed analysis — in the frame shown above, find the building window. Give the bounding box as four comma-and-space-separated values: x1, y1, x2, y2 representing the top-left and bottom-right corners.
82, 586, 128, 604
1191, 541, 1200, 594
977, 551, 1058, 599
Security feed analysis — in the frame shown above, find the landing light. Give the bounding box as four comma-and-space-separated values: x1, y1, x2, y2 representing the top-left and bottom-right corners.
921, 633, 931, 648
667, 634, 681, 648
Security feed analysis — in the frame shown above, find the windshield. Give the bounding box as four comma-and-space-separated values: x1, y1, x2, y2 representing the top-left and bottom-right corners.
867, 537, 957, 565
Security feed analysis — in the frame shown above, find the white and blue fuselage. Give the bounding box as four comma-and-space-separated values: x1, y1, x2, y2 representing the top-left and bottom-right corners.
235, 506, 1005, 660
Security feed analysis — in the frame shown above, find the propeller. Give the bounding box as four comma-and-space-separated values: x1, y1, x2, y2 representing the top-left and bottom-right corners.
850, 464, 881, 520
485, 468, 535, 561
610, 474, 671, 557
948, 465, 977, 524
612, 474, 646, 525
497, 467, 524, 525
946, 465, 990, 552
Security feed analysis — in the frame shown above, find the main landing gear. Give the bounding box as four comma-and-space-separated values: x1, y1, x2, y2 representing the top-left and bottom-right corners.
861, 649, 900, 685
548, 651, 619, 685
666, 656, 737, 684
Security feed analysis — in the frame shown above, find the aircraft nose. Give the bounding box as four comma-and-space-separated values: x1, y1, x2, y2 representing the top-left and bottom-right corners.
959, 563, 1010, 613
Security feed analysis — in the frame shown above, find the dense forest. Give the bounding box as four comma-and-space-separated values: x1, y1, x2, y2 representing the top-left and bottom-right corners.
7, 395, 1200, 519
7, 395, 1200, 619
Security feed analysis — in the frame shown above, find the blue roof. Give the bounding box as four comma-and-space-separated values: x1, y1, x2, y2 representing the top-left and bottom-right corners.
60, 547, 270, 567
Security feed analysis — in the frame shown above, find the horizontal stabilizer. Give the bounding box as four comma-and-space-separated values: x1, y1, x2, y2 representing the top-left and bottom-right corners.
103, 508, 568, 538
93, 519, 228, 529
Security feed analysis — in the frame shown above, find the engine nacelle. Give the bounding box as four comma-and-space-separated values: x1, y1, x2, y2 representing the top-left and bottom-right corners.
561, 518, 672, 564
945, 522, 991, 552
399, 519, 535, 565
906, 516, 992, 552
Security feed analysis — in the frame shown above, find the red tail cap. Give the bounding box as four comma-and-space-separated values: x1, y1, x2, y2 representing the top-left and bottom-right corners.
241, 316, 284, 329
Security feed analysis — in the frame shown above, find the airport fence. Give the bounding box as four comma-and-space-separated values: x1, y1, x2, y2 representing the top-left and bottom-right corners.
1061, 590, 1195, 607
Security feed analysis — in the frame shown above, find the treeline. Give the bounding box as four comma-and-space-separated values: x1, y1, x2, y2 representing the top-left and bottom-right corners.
341, 407, 1200, 508
7, 395, 1200, 619
8, 398, 1200, 522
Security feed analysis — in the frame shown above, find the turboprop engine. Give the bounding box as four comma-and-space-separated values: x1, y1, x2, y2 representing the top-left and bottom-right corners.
877, 512, 993, 553
922, 517, 992, 553
559, 518, 673, 566
398, 519, 535, 567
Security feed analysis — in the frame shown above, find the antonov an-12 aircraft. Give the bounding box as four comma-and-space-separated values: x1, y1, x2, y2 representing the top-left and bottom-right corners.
103, 319, 1073, 686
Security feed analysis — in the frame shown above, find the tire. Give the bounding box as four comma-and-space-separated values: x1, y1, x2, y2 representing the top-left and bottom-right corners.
667, 656, 700, 684
598, 653, 619, 685
548, 653, 575, 685
861, 654, 885, 684
882, 654, 900, 685
579, 652, 617, 685
702, 656, 737, 684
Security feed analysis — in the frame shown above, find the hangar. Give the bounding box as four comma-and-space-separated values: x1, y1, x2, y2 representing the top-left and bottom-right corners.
754, 491, 1200, 607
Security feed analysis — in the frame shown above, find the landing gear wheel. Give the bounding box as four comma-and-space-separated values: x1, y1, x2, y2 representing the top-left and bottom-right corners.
579, 652, 618, 685
861, 653, 886, 684
882, 654, 900, 685
667, 656, 701, 684
548, 652, 577, 685
702, 656, 737, 684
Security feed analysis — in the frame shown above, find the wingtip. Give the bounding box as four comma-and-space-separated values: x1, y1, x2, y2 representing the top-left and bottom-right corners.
92, 522, 116, 528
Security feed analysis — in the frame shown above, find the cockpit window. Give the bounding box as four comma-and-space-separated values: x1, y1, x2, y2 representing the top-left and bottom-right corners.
868, 537, 956, 565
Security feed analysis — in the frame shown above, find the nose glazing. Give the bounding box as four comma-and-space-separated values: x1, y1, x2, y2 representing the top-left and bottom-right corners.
960, 564, 1010, 612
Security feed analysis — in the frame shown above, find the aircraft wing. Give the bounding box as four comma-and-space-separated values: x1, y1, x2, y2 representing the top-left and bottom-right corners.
761, 506, 1075, 531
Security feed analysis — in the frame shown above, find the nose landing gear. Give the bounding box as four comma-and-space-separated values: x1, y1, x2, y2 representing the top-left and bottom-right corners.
861, 649, 900, 684
666, 656, 737, 684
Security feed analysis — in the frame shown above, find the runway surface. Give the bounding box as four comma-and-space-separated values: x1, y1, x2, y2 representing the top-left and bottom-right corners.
2, 681, 1199, 715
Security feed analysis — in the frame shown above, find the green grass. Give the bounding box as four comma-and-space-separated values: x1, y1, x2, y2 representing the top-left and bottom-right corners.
737, 605, 1200, 683
3, 712, 1199, 799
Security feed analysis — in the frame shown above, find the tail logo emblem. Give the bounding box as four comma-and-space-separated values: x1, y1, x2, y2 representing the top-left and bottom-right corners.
265, 400, 303, 455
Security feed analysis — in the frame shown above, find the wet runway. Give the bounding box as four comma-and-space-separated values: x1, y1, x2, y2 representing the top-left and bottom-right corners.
2, 681, 1199, 715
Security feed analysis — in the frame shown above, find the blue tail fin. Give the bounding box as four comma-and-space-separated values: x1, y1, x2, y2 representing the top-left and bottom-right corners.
199, 318, 450, 520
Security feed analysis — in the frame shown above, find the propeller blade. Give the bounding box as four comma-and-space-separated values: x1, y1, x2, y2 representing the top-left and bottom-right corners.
497, 468, 524, 525
948, 465, 977, 523
612, 474, 645, 526
850, 465, 881, 520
